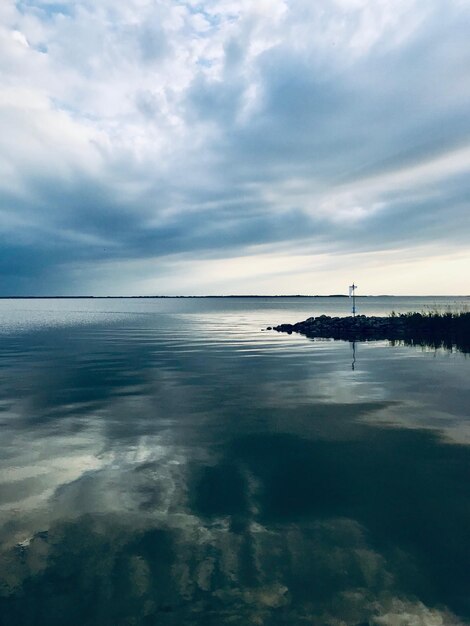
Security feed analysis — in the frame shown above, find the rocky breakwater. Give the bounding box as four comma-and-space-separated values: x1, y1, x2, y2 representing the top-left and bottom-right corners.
269, 312, 470, 353
270, 314, 407, 341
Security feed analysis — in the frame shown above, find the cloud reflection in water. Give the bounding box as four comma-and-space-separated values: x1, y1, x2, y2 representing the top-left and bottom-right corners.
0, 310, 469, 625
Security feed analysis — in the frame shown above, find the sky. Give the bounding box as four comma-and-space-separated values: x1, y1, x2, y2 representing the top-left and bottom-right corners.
1, 0, 469, 296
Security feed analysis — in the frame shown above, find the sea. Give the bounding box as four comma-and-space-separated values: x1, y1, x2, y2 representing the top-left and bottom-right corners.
0, 296, 469, 625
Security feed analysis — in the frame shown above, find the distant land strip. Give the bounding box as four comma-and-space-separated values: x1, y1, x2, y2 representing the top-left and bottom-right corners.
0, 294, 360, 299
1, 295, 468, 299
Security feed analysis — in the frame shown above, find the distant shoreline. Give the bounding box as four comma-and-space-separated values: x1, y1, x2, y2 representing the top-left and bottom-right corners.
0, 294, 351, 299
0, 295, 468, 300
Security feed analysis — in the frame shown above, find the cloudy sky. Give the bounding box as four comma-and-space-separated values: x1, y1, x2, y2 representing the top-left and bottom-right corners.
1, 0, 469, 295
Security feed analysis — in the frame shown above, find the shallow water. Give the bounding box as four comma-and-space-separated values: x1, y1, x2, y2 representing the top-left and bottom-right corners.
0, 297, 469, 625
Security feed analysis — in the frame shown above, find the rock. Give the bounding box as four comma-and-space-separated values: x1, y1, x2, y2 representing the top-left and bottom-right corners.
271, 312, 470, 353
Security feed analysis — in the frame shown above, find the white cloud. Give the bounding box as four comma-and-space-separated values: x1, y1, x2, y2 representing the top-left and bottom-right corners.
0, 0, 469, 293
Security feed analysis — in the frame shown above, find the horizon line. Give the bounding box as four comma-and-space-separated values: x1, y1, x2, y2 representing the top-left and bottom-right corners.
0, 294, 469, 300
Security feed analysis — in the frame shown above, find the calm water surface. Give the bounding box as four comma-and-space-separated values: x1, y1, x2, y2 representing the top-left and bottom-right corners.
0, 297, 469, 625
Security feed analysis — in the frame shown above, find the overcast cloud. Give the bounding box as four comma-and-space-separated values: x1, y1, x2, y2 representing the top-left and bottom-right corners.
1, 0, 469, 295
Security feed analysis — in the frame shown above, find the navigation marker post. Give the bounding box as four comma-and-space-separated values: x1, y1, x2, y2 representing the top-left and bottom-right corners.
349, 283, 357, 317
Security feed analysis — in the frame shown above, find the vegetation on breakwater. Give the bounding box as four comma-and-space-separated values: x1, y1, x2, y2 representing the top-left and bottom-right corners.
269, 311, 470, 353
